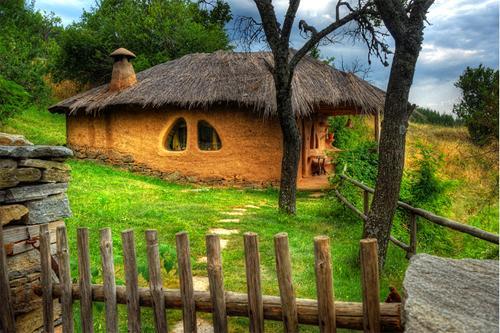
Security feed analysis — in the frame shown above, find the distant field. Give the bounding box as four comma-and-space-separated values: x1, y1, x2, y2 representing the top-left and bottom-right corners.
1, 107, 498, 331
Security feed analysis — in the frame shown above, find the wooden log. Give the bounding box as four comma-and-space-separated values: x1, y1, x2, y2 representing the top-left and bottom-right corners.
333, 190, 367, 221
389, 236, 410, 252
408, 213, 417, 259
40, 224, 53, 333
363, 190, 370, 216
77, 228, 94, 333
145, 230, 168, 333
206, 234, 228, 333
35, 284, 403, 331
57, 225, 74, 332
274, 233, 299, 333
175, 232, 196, 333
3, 220, 63, 257
244, 232, 264, 333
314, 236, 336, 333
0, 221, 15, 332
100, 228, 118, 333
122, 230, 141, 333
360, 239, 380, 333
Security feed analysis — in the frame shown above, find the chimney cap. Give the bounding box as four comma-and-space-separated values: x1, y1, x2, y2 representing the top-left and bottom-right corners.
110, 48, 136, 59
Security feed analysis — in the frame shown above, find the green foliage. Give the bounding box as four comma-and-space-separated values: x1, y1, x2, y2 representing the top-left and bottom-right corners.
53, 0, 232, 85
411, 107, 462, 127
0, 1, 61, 104
453, 65, 499, 145
159, 243, 177, 273
0, 75, 30, 124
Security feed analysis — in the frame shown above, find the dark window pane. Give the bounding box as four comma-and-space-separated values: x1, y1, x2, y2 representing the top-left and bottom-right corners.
198, 120, 221, 151
166, 118, 187, 151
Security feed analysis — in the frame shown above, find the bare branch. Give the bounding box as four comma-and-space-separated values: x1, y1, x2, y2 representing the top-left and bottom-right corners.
232, 16, 266, 51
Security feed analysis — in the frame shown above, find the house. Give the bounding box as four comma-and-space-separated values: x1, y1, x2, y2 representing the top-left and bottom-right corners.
49, 48, 384, 189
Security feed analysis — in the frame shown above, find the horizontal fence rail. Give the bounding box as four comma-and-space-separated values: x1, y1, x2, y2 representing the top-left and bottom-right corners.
7, 225, 406, 333
335, 174, 499, 258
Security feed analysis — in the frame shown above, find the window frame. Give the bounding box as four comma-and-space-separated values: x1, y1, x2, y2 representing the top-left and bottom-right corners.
164, 117, 188, 152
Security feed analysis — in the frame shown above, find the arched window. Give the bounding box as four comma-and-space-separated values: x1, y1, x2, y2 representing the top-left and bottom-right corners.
166, 118, 187, 151
198, 120, 222, 151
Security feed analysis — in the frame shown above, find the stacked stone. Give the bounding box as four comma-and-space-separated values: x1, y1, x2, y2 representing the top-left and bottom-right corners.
0, 133, 73, 332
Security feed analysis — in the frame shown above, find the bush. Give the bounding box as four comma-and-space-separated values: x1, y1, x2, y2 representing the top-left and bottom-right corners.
0, 75, 30, 124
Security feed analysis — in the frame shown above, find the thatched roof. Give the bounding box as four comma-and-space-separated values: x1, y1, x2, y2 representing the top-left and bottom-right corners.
49, 51, 385, 117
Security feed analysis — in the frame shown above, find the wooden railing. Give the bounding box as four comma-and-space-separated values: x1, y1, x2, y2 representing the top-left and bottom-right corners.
334, 174, 499, 259
0, 225, 403, 332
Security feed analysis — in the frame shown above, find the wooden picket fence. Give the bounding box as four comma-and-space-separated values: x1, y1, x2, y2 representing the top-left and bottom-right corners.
0, 225, 403, 333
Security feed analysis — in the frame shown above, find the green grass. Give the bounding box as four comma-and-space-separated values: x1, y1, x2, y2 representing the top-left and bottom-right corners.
65, 159, 407, 332
0, 106, 66, 145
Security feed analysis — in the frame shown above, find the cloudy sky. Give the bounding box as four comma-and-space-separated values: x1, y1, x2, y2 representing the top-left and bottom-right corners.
34, 0, 499, 114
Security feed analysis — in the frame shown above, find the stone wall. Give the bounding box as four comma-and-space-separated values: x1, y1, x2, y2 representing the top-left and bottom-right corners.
0, 133, 73, 332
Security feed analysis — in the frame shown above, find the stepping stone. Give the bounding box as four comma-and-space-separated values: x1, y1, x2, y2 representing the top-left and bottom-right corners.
223, 211, 244, 216
309, 192, 325, 198
171, 318, 214, 333
219, 218, 240, 223
209, 228, 239, 236
192, 276, 209, 291
181, 188, 209, 193
232, 208, 247, 212
197, 256, 207, 263
244, 204, 260, 209
220, 239, 229, 250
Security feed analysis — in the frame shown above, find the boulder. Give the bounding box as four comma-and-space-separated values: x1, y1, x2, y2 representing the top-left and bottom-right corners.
18, 159, 70, 171
0, 204, 28, 226
403, 254, 499, 333
0, 183, 68, 204
25, 194, 71, 224
0, 133, 33, 146
0, 146, 73, 159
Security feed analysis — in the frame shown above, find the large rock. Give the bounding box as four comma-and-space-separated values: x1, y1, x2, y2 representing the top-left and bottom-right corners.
15, 167, 42, 182
0, 182, 67, 204
403, 254, 499, 333
0, 133, 33, 146
0, 145, 73, 159
25, 194, 71, 224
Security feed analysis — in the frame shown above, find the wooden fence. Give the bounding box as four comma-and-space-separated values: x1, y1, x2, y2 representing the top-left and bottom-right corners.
0, 225, 402, 333
334, 174, 499, 259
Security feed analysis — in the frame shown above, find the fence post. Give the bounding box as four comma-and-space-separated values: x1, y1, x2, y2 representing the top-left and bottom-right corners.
314, 236, 336, 333
274, 233, 299, 333
100, 228, 118, 333
77, 228, 94, 333
57, 225, 74, 333
145, 230, 168, 333
0, 223, 15, 332
244, 232, 264, 333
360, 238, 380, 333
176, 232, 197, 333
40, 224, 54, 333
408, 213, 417, 259
363, 190, 370, 216
206, 234, 228, 333
122, 230, 141, 332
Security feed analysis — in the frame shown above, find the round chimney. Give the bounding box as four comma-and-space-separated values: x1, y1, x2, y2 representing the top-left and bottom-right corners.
109, 48, 137, 92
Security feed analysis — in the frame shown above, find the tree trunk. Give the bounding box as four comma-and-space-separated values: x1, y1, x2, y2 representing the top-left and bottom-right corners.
274, 59, 301, 215
364, 45, 419, 266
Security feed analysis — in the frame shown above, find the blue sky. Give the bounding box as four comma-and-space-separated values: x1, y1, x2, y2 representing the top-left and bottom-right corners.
34, 0, 499, 114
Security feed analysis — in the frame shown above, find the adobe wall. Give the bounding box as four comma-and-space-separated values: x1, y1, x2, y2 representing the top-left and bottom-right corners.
67, 106, 288, 186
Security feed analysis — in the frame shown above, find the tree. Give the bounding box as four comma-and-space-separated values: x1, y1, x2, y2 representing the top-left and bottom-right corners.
243, 0, 388, 214
53, 0, 232, 85
363, 0, 435, 266
453, 65, 499, 145
0, 0, 61, 104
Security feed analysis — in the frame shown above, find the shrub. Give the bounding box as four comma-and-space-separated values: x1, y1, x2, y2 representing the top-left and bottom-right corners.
0, 75, 30, 124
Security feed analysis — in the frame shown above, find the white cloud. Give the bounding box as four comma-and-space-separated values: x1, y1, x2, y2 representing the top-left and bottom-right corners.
409, 78, 461, 114
428, 0, 498, 21
419, 44, 481, 65
36, 0, 89, 8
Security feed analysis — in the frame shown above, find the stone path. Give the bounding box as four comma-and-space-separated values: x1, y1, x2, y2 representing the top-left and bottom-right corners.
171, 319, 214, 333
